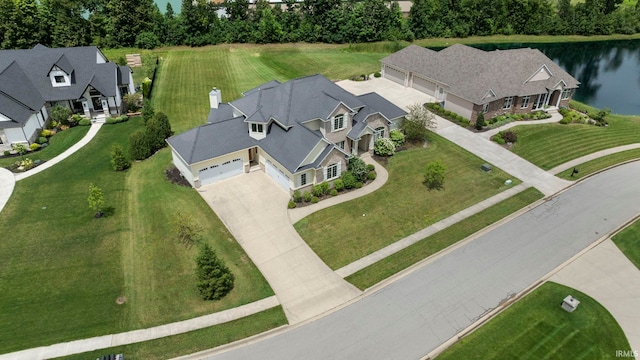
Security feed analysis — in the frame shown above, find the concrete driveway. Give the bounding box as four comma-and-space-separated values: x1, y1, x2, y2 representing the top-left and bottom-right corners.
198, 171, 361, 324
0, 167, 15, 213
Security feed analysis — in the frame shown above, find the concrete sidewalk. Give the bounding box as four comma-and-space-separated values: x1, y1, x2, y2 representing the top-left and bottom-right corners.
481, 111, 563, 139
551, 239, 640, 354
0, 168, 15, 213
0, 296, 280, 360
288, 152, 387, 224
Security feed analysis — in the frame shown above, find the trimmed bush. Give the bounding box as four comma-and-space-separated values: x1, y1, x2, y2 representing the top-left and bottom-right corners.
354, 181, 363, 189
142, 99, 155, 124
476, 113, 486, 130
3, 150, 10, 156
329, 189, 338, 196
78, 118, 92, 126
106, 115, 130, 125
51, 105, 71, 126
374, 72, 381, 78
319, 181, 330, 195
374, 138, 395, 156
36, 137, 48, 144
292, 190, 302, 203
423, 160, 446, 190
312, 184, 323, 197
333, 178, 344, 191
29, 143, 40, 151
303, 191, 312, 202
366, 164, 375, 172
288, 200, 296, 209
501, 130, 517, 143
40, 130, 52, 137
367, 171, 377, 180
311, 196, 319, 204
389, 129, 405, 148
348, 157, 368, 182
110, 144, 131, 171
493, 135, 506, 145
341, 171, 357, 189
129, 130, 151, 160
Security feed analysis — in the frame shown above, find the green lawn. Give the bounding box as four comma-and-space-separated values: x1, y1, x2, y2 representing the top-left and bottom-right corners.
295, 134, 520, 270
54, 306, 287, 360
510, 103, 640, 170
437, 282, 632, 360
347, 187, 543, 290
612, 218, 640, 271
0, 125, 89, 168
0, 118, 274, 353
556, 150, 640, 180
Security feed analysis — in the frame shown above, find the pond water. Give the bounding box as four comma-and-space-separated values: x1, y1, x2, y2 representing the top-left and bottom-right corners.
471, 40, 640, 115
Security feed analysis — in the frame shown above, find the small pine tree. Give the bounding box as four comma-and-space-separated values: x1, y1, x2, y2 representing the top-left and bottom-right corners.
142, 100, 155, 124
110, 144, 131, 171
145, 113, 172, 154
154, 112, 173, 139
476, 113, 486, 130
129, 130, 151, 160
423, 160, 446, 191
195, 243, 235, 301
88, 183, 105, 217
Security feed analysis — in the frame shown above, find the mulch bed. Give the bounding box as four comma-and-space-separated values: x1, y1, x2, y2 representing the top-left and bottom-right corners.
166, 166, 191, 187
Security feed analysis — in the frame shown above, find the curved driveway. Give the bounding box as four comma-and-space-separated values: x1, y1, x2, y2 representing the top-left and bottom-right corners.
197, 161, 640, 360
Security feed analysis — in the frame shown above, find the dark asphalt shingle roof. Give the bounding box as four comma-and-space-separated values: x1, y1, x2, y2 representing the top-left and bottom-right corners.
382, 44, 580, 104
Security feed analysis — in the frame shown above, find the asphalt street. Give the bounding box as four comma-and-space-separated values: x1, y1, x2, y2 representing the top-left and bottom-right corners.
202, 161, 640, 360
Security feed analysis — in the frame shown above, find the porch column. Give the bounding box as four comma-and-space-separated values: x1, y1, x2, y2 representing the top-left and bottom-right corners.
351, 139, 359, 155
82, 100, 90, 118
101, 99, 109, 116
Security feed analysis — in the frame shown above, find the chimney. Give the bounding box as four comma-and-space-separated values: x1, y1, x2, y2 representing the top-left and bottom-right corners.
209, 87, 221, 109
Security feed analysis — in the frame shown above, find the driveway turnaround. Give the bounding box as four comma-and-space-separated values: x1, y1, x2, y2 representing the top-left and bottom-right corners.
551, 239, 640, 353
198, 171, 361, 324
184, 160, 640, 360
0, 167, 15, 213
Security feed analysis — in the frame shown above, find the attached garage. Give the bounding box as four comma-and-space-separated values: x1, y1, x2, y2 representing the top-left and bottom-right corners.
411, 75, 436, 96
383, 65, 407, 85
266, 160, 290, 190
198, 158, 243, 185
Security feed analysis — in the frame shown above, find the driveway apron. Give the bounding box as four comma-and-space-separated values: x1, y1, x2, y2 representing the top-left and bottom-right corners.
198, 171, 361, 324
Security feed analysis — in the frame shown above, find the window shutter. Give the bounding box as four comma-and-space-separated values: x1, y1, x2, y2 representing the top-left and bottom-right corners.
337, 162, 342, 177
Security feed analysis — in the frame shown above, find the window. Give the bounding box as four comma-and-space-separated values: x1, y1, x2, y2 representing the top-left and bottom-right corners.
300, 173, 307, 186
482, 103, 489, 113
374, 127, 385, 141
326, 163, 339, 180
54, 75, 65, 83
561, 89, 571, 100
335, 141, 345, 150
251, 123, 263, 133
521, 96, 530, 109
503, 96, 513, 109
332, 114, 345, 131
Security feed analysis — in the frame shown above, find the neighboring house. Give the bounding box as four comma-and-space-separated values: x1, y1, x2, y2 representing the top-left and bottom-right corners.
381, 44, 580, 122
167, 74, 406, 192
0, 44, 135, 150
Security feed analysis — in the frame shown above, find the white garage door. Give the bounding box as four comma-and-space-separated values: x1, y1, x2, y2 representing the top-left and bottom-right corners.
383, 65, 407, 85
266, 160, 290, 190
198, 158, 243, 185
411, 75, 436, 95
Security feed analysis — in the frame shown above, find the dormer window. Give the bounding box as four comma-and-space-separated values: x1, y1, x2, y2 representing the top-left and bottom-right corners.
332, 114, 345, 132
54, 76, 65, 83
249, 122, 266, 140
251, 123, 264, 133
49, 66, 70, 87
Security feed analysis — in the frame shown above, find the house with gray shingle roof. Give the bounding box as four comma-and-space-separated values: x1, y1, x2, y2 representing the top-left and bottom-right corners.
381, 44, 580, 122
0, 45, 135, 150
167, 74, 406, 192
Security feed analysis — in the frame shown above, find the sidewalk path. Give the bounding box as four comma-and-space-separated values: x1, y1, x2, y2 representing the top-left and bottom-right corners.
15, 122, 103, 181
0, 168, 14, 213
0, 296, 279, 360
288, 153, 387, 224
480, 111, 563, 139
549, 144, 640, 175
550, 239, 640, 354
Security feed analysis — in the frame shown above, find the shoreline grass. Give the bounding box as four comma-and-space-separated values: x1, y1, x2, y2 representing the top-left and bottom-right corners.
347, 187, 543, 290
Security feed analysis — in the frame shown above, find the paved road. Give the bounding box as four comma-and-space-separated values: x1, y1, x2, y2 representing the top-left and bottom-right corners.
191, 161, 640, 360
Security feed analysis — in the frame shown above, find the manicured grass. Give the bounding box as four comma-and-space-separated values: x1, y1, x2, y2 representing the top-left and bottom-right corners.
54, 306, 287, 360
437, 282, 632, 360
612, 218, 640, 271
0, 118, 273, 353
347, 187, 543, 290
295, 135, 520, 270
0, 125, 89, 168
510, 103, 640, 170
151, 44, 385, 133
556, 149, 640, 180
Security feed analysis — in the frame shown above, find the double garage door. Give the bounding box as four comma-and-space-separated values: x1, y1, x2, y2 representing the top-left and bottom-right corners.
198, 158, 243, 185
383, 65, 407, 85
266, 160, 290, 190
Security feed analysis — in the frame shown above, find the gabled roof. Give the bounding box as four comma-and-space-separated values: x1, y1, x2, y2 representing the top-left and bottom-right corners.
382, 44, 580, 104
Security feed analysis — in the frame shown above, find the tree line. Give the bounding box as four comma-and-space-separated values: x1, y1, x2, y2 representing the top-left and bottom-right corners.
1, 0, 639, 49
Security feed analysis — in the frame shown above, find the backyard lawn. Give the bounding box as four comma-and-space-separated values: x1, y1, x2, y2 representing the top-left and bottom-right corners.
0, 118, 274, 353
295, 134, 519, 270
436, 282, 632, 360
613, 218, 640, 271
510, 103, 640, 170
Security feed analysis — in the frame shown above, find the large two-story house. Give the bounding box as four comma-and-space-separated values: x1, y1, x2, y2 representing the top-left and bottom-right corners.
167, 74, 406, 193
0, 45, 135, 150
381, 44, 580, 122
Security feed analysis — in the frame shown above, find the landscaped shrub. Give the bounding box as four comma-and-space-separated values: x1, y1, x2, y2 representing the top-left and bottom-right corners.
145, 112, 172, 153
129, 130, 151, 160
389, 129, 405, 148
106, 115, 129, 124
124, 93, 142, 112
341, 171, 357, 189
29, 143, 40, 151
319, 181, 330, 195
403, 103, 435, 141
3, 150, 9, 156
374, 138, 395, 156
366, 164, 375, 172
288, 200, 296, 209
292, 190, 302, 202
493, 135, 506, 145
475, 113, 485, 130
51, 105, 71, 126
348, 157, 368, 182
303, 191, 312, 202
334, 178, 344, 191
110, 144, 131, 171
70, 114, 84, 125
355, 181, 363, 189
143, 100, 155, 124
142, 77, 153, 99
329, 189, 338, 196
40, 130, 52, 137
195, 243, 235, 301
36, 137, 48, 144
78, 119, 92, 126
500, 130, 517, 143
41, 143, 48, 148
423, 160, 446, 190
312, 184, 323, 197
311, 196, 319, 203
367, 171, 377, 180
